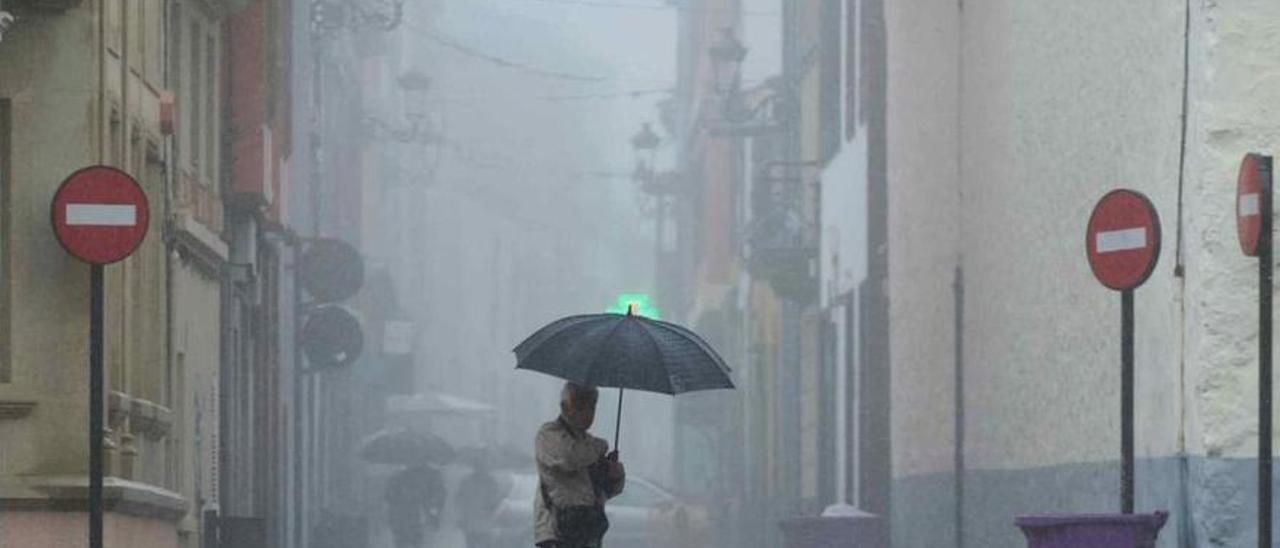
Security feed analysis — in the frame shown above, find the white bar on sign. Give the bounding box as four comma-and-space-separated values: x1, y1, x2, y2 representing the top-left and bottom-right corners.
1240, 193, 1261, 217
65, 204, 137, 227
1096, 227, 1147, 253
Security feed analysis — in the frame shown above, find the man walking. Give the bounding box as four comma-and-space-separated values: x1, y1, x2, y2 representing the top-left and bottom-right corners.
534, 383, 625, 548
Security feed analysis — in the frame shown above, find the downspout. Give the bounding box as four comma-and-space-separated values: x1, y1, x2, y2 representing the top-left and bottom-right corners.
97, 0, 105, 164
117, 0, 130, 401
954, 1, 967, 547
162, 0, 174, 430
1174, 0, 1195, 545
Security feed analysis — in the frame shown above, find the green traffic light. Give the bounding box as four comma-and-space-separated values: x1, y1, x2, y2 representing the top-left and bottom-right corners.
606, 293, 662, 320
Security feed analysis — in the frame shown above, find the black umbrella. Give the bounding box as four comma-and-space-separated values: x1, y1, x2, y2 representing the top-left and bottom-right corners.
360, 427, 456, 465
514, 307, 734, 449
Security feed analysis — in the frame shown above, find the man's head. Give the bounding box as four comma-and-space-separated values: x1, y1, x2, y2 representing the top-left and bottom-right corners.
560, 382, 600, 431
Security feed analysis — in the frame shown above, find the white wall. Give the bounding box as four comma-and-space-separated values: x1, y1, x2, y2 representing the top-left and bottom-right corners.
887, 0, 1196, 545
886, 0, 962, 482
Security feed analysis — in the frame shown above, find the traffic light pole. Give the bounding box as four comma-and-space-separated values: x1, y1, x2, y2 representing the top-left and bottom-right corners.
292, 257, 306, 548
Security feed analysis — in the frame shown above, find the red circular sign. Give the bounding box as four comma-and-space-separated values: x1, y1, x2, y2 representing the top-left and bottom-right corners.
51, 166, 150, 265
1086, 189, 1161, 291
1238, 153, 1270, 257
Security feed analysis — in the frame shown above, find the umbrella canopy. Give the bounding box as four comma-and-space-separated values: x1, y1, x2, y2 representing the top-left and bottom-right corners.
514, 312, 734, 395
387, 391, 496, 415
360, 426, 455, 465
514, 310, 734, 450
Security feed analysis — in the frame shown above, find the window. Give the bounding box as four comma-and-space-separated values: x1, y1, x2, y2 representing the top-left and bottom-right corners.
205, 35, 216, 182
129, 0, 142, 71
189, 23, 201, 174
858, 0, 875, 125
845, 0, 858, 140
105, 0, 122, 53
818, 0, 842, 162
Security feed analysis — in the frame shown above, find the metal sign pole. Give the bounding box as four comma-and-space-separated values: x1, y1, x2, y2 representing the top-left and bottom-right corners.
293, 247, 306, 548
1121, 288, 1135, 515
89, 264, 104, 548
1260, 156, 1273, 548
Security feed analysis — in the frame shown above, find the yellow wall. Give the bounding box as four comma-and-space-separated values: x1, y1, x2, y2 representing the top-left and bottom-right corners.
0, 0, 184, 536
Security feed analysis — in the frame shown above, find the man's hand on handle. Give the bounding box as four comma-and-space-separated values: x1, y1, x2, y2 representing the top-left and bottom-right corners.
606, 450, 625, 481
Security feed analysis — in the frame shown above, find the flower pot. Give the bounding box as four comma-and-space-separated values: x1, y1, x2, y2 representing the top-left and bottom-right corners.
1015, 511, 1168, 548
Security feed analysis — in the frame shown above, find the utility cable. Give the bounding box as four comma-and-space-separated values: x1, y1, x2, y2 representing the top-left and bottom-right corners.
408, 24, 612, 83
493, 0, 780, 17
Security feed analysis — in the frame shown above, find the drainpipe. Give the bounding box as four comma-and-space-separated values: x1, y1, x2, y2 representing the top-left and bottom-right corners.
953, 266, 965, 548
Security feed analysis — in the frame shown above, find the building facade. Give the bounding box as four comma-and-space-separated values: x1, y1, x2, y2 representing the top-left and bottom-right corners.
0, 1, 298, 546
884, 0, 1280, 546
0, 0, 184, 546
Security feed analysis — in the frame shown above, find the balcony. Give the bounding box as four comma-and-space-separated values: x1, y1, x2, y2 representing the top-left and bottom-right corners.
169, 171, 228, 270
746, 171, 818, 303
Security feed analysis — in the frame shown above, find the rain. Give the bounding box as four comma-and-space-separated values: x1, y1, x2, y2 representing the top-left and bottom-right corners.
1, 1, 1279, 548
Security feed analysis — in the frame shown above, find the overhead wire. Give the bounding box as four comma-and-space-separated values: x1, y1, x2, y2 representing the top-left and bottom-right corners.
492, 0, 780, 17
542, 87, 673, 102
406, 23, 613, 83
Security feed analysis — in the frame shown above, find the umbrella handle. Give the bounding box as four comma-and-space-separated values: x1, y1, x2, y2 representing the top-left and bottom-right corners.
614, 388, 624, 452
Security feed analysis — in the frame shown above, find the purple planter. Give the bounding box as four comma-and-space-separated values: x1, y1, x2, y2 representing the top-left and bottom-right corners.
1015, 512, 1168, 548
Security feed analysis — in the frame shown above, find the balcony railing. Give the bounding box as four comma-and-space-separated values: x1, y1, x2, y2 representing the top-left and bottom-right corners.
174, 171, 224, 234
746, 170, 818, 303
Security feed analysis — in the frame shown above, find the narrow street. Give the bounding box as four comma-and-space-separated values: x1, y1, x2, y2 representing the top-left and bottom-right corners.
2, 1, 1280, 547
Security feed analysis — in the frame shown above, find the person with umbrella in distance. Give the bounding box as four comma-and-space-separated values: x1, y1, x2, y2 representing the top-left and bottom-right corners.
361, 427, 454, 548
456, 452, 505, 548
384, 462, 446, 548
515, 304, 734, 548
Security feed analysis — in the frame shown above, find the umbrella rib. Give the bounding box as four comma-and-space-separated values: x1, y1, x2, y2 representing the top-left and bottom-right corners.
651, 319, 732, 375
637, 320, 677, 394
516, 317, 609, 381
584, 317, 630, 387
513, 315, 601, 356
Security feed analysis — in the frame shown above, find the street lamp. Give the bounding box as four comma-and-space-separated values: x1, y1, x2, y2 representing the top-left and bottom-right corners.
708, 27, 747, 97
363, 70, 440, 146
632, 122, 661, 150
629, 120, 660, 180
629, 122, 684, 260
312, 0, 407, 34
705, 28, 786, 138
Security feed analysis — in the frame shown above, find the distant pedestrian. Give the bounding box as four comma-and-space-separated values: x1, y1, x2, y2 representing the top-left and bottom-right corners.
457, 457, 504, 548
533, 383, 626, 548
386, 462, 446, 548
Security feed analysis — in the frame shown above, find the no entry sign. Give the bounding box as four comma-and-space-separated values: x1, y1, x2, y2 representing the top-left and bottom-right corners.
50, 166, 152, 548
1238, 153, 1270, 257
1086, 190, 1161, 291
1085, 188, 1163, 514
51, 166, 150, 265
1237, 153, 1275, 548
